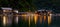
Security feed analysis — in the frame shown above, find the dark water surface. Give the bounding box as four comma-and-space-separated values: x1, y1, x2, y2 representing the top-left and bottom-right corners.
0, 16, 60, 27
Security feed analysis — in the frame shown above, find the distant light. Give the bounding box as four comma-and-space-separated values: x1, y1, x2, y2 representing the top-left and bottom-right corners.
50, 14, 52, 16
14, 10, 18, 13
38, 10, 42, 11
38, 9, 45, 11
1, 7, 12, 10
3, 10, 6, 12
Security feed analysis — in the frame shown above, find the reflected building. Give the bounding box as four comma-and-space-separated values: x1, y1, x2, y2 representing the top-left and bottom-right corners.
0, 7, 53, 27
12, 10, 18, 27
1, 7, 19, 27
36, 9, 52, 27
1, 7, 13, 27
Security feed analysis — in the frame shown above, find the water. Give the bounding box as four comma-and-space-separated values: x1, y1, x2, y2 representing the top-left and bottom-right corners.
0, 15, 60, 27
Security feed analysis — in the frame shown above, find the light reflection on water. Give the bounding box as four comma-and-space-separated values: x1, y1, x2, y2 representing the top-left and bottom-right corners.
0, 14, 60, 27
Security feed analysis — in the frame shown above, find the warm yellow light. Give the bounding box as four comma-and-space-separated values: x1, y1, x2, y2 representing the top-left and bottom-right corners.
28, 15, 30, 27
30, 14, 34, 21
3, 16, 7, 26
44, 15, 46, 22
34, 14, 38, 24
22, 14, 27, 16
48, 16, 51, 25
22, 14, 27, 21
40, 15, 42, 24
48, 12, 52, 25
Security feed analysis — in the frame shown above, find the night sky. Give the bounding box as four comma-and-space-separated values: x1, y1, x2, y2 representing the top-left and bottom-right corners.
0, 0, 60, 13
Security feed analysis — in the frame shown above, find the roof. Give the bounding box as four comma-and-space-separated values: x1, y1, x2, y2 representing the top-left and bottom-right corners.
1, 7, 12, 10
38, 9, 52, 12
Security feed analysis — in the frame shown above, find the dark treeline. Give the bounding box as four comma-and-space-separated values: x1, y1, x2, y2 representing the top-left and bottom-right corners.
0, 0, 60, 12
0, 0, 36, 12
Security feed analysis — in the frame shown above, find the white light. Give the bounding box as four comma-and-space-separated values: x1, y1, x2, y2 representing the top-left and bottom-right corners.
50, 14, 52, 18
1, 7, 12, 10
50, 14, 52, 16
14, 10, 18, 13
3, 10, 6, 12
16, 16, 18, 23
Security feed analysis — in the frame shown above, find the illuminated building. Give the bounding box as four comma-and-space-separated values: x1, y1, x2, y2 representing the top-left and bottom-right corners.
12, 10, 18, 27
1, 7, 13, 27
0, 7, 53, 27
36, 9, 52, 27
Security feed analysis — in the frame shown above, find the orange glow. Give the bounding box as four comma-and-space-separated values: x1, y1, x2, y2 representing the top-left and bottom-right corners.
34, 14, 38, 24
22, 14, 27, 21
30, 14, 34, 21
22, 14, 27, 16
40, 15, 42, 24
44, 15, 46, 22
48, 12, 52, 25
28, 15, 30, 27
48, 16, 51, 25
